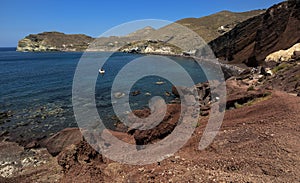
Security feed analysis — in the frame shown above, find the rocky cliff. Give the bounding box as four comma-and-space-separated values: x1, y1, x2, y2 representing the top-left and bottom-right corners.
209, 0, 300, 67
17, 9, 263, 52
119, 40, 183, 55
17, 32, 95, 52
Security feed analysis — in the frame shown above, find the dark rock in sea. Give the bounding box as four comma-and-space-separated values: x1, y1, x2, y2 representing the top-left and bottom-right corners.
0, 110, 13, 124
131, 90, 141, 96
209, 0, 300, 66
16, 121, 30, 127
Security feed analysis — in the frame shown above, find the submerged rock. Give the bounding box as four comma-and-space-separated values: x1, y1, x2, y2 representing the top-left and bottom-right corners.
113, 92, 126, 99
131, 90, 141, 96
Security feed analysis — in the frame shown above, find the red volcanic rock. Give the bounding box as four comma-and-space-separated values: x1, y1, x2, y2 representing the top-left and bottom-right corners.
209, 1, 300, 66
57, 140, 103, 171
131, 108, 151, 119
129, 104, 181, 146
104, 129, 136, 144
41, 128, 83, 156
57, 140, 104, 182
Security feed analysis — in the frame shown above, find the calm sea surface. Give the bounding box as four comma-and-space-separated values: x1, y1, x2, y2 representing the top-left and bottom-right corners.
0, 48, 206, 141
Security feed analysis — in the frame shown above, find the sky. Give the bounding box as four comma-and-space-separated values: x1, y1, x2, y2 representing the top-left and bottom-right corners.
0, 0, 284, 47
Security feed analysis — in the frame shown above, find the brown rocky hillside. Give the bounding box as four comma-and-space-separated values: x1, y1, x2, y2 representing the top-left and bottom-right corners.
176, 10, 265, 42
209, 0, 300, 66
16, 10, 264, 52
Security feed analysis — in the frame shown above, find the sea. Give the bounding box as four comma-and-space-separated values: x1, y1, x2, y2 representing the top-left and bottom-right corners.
0, 47, 207, 142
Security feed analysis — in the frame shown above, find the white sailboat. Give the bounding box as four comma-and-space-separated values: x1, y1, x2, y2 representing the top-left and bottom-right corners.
99, 68, 105, 75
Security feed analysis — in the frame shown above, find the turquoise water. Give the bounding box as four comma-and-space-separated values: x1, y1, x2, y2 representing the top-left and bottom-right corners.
0, 48, 206, 141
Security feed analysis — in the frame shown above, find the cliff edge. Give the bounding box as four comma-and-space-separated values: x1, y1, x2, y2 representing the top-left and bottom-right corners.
209, 0, 300, 66
17, 32, 95, 52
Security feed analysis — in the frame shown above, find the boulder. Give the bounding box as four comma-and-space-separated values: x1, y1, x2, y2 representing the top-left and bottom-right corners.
41, 128, 83, 156
129, 104, 181, 146
131, 90, 141, 96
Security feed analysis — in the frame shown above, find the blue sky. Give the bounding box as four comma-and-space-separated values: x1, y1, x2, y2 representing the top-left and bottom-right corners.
0, 0, 284, 47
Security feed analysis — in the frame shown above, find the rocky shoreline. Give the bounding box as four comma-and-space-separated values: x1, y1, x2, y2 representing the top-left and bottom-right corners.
2, 1, 300, 182
2, 49, 300, 180
1, 56, 300, 181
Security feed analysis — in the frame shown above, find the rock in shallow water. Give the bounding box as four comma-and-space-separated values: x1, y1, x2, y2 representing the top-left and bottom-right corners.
113, 92, 125, 99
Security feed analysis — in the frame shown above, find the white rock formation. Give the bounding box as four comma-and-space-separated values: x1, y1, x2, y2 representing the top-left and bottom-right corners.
265, 43, 300, 62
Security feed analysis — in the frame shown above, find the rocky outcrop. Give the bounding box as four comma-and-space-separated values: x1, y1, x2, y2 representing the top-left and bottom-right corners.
225, 78, 270, 109
17, 32, 94, 52
209, 1, 300, 66
128, 104, 181, 146
265, 43, 300, 62
40, 128, 83, 156
119, 40, 183, 55
263, 57, 300, 94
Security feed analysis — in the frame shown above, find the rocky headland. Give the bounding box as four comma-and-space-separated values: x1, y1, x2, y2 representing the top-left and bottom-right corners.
17, 32, 94, 52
